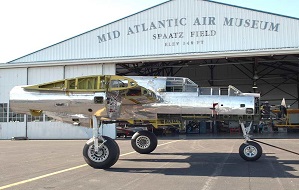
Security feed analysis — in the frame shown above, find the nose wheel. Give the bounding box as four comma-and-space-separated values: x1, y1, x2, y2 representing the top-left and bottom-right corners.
239, 141, 262, 161
239, 121, 263, 161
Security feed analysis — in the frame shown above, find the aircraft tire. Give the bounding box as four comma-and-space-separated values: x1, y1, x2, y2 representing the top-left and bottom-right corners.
83, 136, 120, 169
239, 141, 262, 161
131, 130, 157, 154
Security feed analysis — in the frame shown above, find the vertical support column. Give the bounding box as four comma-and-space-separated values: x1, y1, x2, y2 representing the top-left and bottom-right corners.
297, 69, 299, 109
25, 67, 29, 138
92, 115, 99, 138
252, 58, 259, 93
92, 115, 99, 152
63, 65, 66, 79
24, 115, 28, 138
208, 65, 215, 86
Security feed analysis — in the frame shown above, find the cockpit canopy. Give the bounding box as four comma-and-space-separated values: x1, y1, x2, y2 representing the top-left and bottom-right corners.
128, 76, 198, 93
165, 77, 198, 92
128, 76, 254, 97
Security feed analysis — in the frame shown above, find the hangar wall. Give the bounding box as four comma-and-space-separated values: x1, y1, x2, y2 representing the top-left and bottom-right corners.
0, 63, 116, 139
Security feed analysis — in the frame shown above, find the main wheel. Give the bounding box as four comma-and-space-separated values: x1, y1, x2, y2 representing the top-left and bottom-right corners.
131, 130, 157, 154
239, 141, 262, 161
83, 136, 120, 169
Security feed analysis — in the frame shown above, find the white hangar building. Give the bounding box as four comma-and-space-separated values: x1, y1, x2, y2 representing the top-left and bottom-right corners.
1, 0, 299, 139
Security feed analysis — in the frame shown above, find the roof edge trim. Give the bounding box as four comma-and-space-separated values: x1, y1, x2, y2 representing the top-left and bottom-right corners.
207, 0, 299, 20
3, 48, 299, 69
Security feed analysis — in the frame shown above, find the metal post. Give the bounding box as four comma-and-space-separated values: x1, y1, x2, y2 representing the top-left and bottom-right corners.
252, 58, 259, 93
208, 65, 215, 86
25, 114, 28, 139
297, 71, 299, 108
92, 115, 99, 152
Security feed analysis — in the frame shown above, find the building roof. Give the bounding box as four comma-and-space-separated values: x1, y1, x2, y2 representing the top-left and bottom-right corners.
8, 0, 299, 65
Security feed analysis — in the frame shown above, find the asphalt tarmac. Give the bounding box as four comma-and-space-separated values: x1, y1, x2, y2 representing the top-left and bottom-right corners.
0, 136, 299, 190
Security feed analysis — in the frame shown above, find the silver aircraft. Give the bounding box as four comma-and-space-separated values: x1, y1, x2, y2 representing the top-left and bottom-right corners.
10, 75, 261, 169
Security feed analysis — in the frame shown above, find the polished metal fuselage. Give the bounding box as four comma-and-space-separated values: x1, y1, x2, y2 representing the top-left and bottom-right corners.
120, 92, 255, 119
119, 76, 257, 119
9, 76, 259, 127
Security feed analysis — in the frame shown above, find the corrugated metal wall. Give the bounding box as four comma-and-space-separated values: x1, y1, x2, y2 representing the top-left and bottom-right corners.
65, 65, 101, 78
28, 66, 64, 84
0, 68, 27, 102
9, 0, 299, 64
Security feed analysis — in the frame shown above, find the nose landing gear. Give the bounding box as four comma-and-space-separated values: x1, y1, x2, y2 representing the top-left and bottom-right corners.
239, 121, 263, 161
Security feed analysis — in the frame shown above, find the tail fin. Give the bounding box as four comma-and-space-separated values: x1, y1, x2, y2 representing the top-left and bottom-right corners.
281, 98, 287, 108
280, 98, 287, 118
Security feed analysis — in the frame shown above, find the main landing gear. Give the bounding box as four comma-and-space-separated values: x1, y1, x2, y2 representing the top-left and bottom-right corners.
131, 130, 158, 154
83, 116, 120, 169
82, 116, 158, 169
239, 121, 263, 161
83, 136, 120, 169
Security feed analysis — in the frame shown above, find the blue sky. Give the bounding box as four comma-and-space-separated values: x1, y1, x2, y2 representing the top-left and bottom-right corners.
0, 0, 297, 63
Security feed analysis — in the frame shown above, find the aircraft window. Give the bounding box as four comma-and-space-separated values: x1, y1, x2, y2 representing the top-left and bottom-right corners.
94, 96, 104, 104
212, 88, 219, 95
174, 87, 183, 92
185, 79, 197, 85
166, 77, 198, 92
246, 108, 253, 114
184, 78, 197, 92
199, 88, 211, 95
220, 88, 228, 95
199, 87, 228, 95
166, 78, 183, 92
228, 85, 242, 96
110, 80, 129, 88
185, 85, 197, 92
166, 86, 183, 92
166, 78, 184, 86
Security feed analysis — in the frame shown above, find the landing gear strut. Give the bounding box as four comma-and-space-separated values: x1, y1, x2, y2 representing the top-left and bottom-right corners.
239, 121, 263, 161
82, 116, 120, 169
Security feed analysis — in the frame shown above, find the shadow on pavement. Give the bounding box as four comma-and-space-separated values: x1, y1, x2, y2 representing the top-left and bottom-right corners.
109, 152, 298, 178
